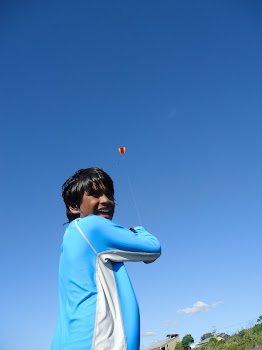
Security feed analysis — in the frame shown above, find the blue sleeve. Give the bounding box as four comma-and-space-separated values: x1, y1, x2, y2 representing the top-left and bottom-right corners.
74, 215, 161, 263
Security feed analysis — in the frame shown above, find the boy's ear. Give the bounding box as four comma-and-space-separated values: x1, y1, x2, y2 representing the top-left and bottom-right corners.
69, 206, 80, 214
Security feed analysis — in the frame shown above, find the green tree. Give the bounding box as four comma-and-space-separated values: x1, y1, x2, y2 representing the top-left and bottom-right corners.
253, 324, 262, 333
208, 338, 218, 346
181, 334, 194, 350
175, 342, 183, 350
257, 315, 262, 324
200, 333, 214, 341
238, 329, 247, 338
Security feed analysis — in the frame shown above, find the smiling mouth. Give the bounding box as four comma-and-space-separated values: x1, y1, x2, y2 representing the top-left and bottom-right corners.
96, 208, 113, 219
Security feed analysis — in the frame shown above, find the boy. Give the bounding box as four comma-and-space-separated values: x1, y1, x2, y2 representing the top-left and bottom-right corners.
51, 168, 161, 350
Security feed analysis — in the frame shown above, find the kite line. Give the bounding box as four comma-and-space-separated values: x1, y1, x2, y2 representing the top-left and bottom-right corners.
118, 147, 143, 226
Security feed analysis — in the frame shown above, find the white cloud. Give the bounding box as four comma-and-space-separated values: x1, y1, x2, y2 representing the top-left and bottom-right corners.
177, 301, 223, 315
141, 332, 159, 337
212, 301, 223, 308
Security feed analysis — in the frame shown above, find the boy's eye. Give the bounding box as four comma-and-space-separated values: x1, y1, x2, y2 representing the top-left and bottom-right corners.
88, 192, 114, 200
87, 192, 99, 198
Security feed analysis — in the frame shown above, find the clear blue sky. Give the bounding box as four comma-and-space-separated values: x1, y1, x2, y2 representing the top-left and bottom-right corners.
1, 1, 262, 349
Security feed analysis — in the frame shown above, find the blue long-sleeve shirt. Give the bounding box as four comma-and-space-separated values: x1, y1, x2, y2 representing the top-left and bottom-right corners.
51, 215, 161, 350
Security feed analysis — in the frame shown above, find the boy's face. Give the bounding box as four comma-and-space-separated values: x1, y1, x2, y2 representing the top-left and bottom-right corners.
72, 184, 115, 220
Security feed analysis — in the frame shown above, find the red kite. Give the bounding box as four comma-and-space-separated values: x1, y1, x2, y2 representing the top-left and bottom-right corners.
118, 147, 126, 155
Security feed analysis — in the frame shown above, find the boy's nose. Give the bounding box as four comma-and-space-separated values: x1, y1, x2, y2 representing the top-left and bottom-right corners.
100, 194, 110, 203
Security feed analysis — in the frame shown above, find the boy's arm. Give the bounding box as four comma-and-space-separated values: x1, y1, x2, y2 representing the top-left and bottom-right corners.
75, 215, 161, 263
130, 226, 155, 263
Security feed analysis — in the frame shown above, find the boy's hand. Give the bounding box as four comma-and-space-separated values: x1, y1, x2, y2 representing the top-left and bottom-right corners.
130, 226, 139, 231
144, 258, 158, 264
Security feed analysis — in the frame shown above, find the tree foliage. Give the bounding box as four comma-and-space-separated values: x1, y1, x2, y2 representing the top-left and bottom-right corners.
175, 342, 183, 350
257, 315, 262, 324
193, 323, 262, 350
253, 324, 262, 333
174, 314, 262, 350
181, 334, 194, 349
201, 332, 214, 341
208, 337, 218, 345
238, 329, 247, 338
